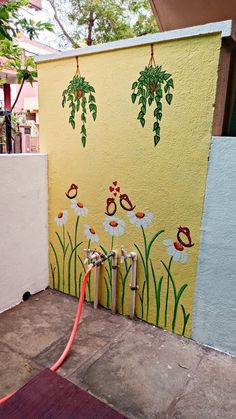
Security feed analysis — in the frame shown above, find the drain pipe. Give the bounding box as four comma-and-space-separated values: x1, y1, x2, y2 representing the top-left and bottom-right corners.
121, 247, 138, 319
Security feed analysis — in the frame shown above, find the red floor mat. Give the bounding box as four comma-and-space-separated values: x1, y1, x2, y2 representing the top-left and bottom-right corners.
0, 369, 127, 418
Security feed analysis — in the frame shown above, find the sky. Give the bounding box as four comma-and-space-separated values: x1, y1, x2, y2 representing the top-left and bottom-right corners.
21, 0, 73, 50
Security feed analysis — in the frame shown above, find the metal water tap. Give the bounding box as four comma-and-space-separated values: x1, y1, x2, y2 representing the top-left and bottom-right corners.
84, 249, 115, 267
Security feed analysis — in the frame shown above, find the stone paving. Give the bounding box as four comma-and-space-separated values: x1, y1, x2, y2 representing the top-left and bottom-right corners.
0, 289, 236, 418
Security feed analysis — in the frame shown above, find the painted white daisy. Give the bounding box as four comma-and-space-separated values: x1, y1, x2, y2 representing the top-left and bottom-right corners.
71, 199, 88, 217
103, 216, 125, 237
54, 210, 69, 226
127, 211, 153, 229
163, 239, 188, 264
84, 224, 99, 242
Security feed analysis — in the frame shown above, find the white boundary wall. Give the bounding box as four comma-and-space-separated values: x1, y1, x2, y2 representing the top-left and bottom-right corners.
193, 137, 236, 355
0, 154, 48, 313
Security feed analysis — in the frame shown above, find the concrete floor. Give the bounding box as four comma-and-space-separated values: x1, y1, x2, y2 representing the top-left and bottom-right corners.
0, 290, 236, 419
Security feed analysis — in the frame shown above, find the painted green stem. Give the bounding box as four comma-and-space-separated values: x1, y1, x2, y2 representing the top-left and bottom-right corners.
87, 239, 91, 301
67, 232, 73, 295
50, 242, 60, 290
150, 259, 163, 326
50, 263, 56, 289
62, 225, 65, 291
141, 226, 149, 321
100, 236, 114, 309
181, 304, 190, 336
68, 242, 83, 296
74, 216, 80, 293
119, 262, 131, 314
161, 259, 188, 333
138, 281, 146, 320
164, 256, 173, 328
135, 227, 164, 322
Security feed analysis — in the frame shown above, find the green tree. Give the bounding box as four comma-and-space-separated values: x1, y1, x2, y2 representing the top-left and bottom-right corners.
48, 0, 157, 48
0, 0, 53, 99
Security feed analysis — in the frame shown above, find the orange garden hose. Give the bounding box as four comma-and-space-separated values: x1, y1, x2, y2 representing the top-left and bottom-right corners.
0, 263, 94, 405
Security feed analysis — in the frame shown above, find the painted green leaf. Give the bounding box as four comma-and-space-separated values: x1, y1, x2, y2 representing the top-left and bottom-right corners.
166, 93, 173, 105
141, 105, 146, 114
81, 125, 86, 135
81, 136, 86, 147
132, 81, 138, 90
89, 103, 95, 112
89, 94, 95, 102
148, 96, 153, 106
131, 93, 137, 104
62, 96, 66, 107
167, 79, 174, 89
92, 111, 97, 121
154, 135, 160, 146
153, 121, 160, 132
140, 117, 145, 127
163, 73, 171, 80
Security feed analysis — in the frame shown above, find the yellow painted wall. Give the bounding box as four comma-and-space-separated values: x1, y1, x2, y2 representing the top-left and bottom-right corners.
38, 33, 221, 337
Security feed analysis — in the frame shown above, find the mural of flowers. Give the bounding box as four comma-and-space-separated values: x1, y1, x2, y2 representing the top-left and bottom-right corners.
49, 180, 194, 338
128, 210, 164, 322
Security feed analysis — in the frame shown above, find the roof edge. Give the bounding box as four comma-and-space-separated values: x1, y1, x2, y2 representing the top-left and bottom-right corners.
35, 20, 233, 64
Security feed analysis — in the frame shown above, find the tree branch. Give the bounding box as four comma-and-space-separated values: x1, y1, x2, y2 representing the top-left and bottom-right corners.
87, 11, 94, 46
47, 0, 80, 49
11, 78, 25, 112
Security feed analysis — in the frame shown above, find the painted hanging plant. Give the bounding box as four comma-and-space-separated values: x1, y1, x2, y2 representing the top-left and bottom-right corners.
131, 44, 174, 146
62, 57, 97, 148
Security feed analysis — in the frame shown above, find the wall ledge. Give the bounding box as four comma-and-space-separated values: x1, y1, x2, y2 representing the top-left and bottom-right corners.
35, 20, 234, 64
0, 153, 47, 157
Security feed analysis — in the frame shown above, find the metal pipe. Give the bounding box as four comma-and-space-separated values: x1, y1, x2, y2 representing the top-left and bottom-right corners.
121, 247, 138, 319
94, 264, 100, 309
111, 252, 118, 314
129, 252, 138, 320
